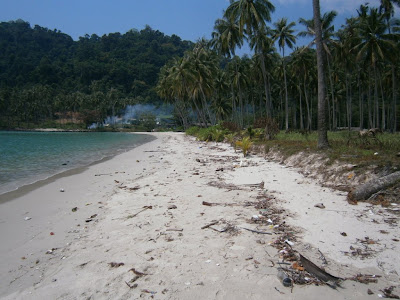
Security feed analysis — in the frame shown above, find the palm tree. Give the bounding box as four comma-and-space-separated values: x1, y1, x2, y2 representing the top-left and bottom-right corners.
225, 0, 275, 37
354, 7, 397, 129
249, 27, 276, 117
379, 0, 400, 132
186, 42, 218, 125
313, 0, 329, 148
379, 0, 400, 25
298, 10, 337, 129
290, 47, 316, 130
211, 15, 243, 58
212, 70, 231, 122
271, 18, 296, 130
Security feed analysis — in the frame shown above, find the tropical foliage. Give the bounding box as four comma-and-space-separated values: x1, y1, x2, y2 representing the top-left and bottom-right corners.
158, 1, 400, 136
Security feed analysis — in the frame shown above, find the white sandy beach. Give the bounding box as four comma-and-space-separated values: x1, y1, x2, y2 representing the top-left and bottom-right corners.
0, 132, 399, 299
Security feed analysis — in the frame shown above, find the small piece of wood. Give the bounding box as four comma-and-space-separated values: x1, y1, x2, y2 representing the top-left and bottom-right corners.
347, 171, 400, 203
240, 227, 272, 235
201, 221, 219, 229
166, 228, 183, 232
128, 206, 152, 218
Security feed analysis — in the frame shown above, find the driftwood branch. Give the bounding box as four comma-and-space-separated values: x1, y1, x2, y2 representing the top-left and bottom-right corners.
347, 171, 400, 203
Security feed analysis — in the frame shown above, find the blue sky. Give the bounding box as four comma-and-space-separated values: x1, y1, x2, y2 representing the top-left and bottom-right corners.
0, 0, 390, 55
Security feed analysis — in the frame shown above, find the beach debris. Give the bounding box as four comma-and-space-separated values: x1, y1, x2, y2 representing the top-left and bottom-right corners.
292, 261, 305, 271
284, 239, 294, 246
119, 185, 140, 191
108, 262, 125, 268
60, 188, 65, 192
274, 287, 285, 294
85, 214, 98, 223
314, 203, 325, 209
343, 245, 375, 258
347, 171, 400, 204
24, 217, 32, 221
208, 181, 242, 191
340, 232, 347, 236
380, 286, 399, 299
46, 248, 58, 254
299, 254, 342, 288
71, 207, 78, 212
277, 268, 293, 287
141, 289, 157, 295
168, 205, 177, 210
129, 268, 150, 276
50, 232, 55, 235
125, 268, 150, 289
201, 220, 219, 229
368, 289, 374, 295
240, 227, 272, 235
78, 262, 90, 268
318, 249, 328, 265
127, 206, 152, 218
166, 228, 183, 232
348, 274, 380, 284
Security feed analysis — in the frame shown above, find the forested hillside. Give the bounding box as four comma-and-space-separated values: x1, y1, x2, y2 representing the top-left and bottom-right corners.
0, 20, 193, 128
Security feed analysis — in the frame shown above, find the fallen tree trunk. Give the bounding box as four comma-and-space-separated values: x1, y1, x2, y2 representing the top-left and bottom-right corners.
347, 171, 400, 204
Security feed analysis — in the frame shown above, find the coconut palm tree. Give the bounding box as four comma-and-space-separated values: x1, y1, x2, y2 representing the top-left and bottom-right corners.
211, 15, 243, 58
354, 7, 398, 129
298, 10, 337, 129
290, 47, 316, 130
313, 0, 329, 148
249, 27, 276, 117
271, 18, 296, 130
225, 0, 275, 37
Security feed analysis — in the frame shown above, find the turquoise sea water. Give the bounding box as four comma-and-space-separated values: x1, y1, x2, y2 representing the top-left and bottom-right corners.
0, 131, 150, 195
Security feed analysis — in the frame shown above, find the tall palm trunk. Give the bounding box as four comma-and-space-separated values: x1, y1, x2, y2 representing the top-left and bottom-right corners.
373, 64, 379, 128
313, 0, 329, 148
392, 65, 397, 132
327, 59, 336, 130
282, 49, 289, 130
358, 72, 363, 129
259, 54, 271, 117
298, 85, 304, 130
303, 79, 312, 130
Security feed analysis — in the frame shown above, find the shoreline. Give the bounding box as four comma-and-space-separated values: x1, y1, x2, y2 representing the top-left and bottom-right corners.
1, 132, 399, 299
0, 133, 156, 202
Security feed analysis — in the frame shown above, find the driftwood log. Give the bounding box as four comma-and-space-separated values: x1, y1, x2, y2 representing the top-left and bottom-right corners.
347, 171, 400, 204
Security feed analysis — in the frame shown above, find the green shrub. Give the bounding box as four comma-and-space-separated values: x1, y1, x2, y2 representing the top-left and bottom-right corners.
186, 126, 200, 136
236, 136, 253, 157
